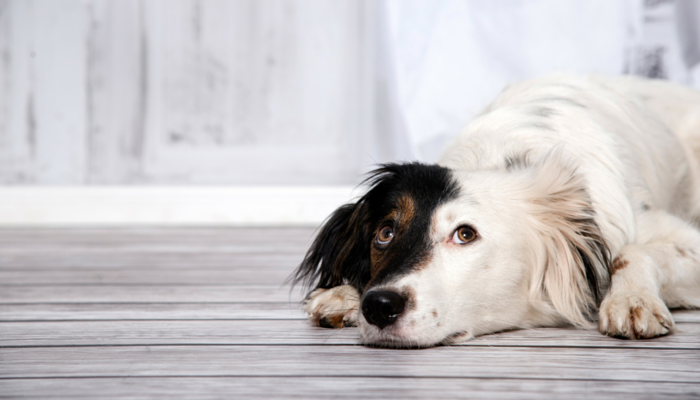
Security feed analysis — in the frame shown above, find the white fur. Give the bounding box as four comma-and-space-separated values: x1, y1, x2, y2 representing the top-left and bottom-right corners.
310, 75, 700, 347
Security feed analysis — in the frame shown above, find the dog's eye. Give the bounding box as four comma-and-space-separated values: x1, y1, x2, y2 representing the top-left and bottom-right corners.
454, 226, 477, 244
375, 226, 394, 246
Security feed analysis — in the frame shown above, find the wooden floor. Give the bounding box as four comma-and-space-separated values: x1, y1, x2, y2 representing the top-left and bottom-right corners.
1, 228, 699, 399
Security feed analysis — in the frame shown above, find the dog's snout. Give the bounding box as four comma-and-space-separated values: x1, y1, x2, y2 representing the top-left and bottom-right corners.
361, 290, 406, 329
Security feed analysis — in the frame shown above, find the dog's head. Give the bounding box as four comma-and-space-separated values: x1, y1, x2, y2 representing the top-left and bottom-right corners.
294, 158, 610, 348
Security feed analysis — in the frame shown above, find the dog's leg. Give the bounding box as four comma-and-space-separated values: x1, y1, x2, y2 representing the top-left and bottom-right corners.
599, 210, 700, 339
302, 285, 360, 328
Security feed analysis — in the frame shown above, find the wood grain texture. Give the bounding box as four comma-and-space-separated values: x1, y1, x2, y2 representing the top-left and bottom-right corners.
2, 319, 700, 348
0, 227, 313, 269
0, 226, 317, 244
0, 252, 305, 269
1, 377, 699, 400
0, 0, 34, 183
0, 0, 373, 185
1, 227, 699, 400
1, 303, 699, 323
141, 0, 366, 184
3, 345, 700, 382
0, 302, 304, 321
85, 0, 147, 183
0, 267, 296, 285
0, 284, 304, 303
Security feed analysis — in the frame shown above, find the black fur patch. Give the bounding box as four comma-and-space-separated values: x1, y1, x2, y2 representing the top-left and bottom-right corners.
567, 210, 611, 308
291, 162, 459, 295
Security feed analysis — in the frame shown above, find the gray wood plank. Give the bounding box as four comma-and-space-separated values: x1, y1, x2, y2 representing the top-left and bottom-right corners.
0, 246, 308, 256
1, 302, 698, 324
0, 252, 305, 269
2, 226, 699, 400
1, 377, 698, 400
0, 227, 317, 246
2, 345, 698, 381
464, 322, 700, 349
0, 285, 304, 303
0, 228, 315, 269
1, 320, 700, 349
0, 267, 295, 285
670, 309, 700, 323
0, 302, 304, 321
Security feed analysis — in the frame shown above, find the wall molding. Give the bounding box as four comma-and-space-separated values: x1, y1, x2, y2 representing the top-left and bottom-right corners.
0, 186, 358, 226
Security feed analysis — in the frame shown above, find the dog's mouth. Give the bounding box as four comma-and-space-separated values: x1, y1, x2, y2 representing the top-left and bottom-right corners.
359, 324, 429, 348
359, 324, 472, 348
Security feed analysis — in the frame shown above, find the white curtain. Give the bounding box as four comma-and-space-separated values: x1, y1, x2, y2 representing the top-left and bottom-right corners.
379, 0, 700, 162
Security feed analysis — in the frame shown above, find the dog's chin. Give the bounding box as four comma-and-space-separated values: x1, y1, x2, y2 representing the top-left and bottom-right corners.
359, 323, 474, 348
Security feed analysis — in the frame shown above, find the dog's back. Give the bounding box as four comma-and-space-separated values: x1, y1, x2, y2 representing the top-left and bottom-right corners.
441, 75, 700, 233
600, 75, 700, 146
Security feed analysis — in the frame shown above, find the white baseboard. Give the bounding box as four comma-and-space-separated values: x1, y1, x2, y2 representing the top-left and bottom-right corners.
0, 186, 359, 226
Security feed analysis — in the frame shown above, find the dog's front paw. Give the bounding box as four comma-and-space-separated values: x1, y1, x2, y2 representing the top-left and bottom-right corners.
302, 285, 360, 328
598, 291, 674, 339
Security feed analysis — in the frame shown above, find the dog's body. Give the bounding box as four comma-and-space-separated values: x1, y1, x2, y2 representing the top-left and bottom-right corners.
294, 75, 700, 348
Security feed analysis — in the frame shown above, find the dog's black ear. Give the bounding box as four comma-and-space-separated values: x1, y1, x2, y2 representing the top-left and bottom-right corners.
291, 200, 372, 294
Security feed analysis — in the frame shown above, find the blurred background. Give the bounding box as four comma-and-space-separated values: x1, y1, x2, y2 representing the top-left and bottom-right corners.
0, 0, 699, 224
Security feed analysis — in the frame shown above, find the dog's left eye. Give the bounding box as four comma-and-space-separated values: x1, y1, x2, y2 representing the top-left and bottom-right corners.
453, 226, 477, 244
375, 226, 394, 246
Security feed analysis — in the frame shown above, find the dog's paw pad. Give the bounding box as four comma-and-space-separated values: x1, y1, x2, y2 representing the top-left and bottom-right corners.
598, 292, 674, 339
303, 285, 360, 329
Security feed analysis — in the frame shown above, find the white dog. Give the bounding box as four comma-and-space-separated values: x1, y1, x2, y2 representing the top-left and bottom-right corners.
293, 75, 700, 348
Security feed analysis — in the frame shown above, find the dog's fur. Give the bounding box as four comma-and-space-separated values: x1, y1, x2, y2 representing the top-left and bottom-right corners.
293, 75, 700, 348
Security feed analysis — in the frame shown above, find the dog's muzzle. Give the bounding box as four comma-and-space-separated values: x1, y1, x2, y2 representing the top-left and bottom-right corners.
361, 290, 406, 329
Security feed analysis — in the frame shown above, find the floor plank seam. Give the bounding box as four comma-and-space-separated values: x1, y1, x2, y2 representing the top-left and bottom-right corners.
1, 376, 699, 384
2, 343, 698, 350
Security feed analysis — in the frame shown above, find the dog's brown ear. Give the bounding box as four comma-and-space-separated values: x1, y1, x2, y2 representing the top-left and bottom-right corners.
291, 201, 372, 295
523, 153, 611, 327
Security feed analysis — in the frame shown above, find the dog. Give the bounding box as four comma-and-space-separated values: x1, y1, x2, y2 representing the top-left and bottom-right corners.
292, 75, 700, 348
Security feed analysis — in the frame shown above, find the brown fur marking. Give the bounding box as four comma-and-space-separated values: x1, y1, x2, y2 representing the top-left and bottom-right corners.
675, 245, 688, 258
402, 286, 417, 311
370, 195, 416, 277
611, 257, 629, 274
396, 195, 415, 227
319, 314, 346, 329
370, 247, 384, 276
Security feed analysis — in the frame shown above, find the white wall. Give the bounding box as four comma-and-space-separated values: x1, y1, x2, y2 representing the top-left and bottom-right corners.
1, 0, 699, 188
0, 0, 391, 185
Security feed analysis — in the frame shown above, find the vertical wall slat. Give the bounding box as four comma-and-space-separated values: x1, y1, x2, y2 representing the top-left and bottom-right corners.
0, 0, 34, 183
31, 0, 88, 183
86, 0, 147, 183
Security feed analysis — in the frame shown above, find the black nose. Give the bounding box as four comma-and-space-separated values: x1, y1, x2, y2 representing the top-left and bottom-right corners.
361, 290, 406, 329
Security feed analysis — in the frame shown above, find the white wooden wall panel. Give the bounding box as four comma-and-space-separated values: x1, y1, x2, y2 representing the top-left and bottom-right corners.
3, 0, 694, 186
0, 0, 34, 183
33, 0, 88, 184
142, 0, 367, 184
0, 0, 372, 185
86, 0, 148, 183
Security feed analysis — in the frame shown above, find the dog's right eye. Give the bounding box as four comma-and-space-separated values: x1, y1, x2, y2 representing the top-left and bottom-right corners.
375, 226, 394, 247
